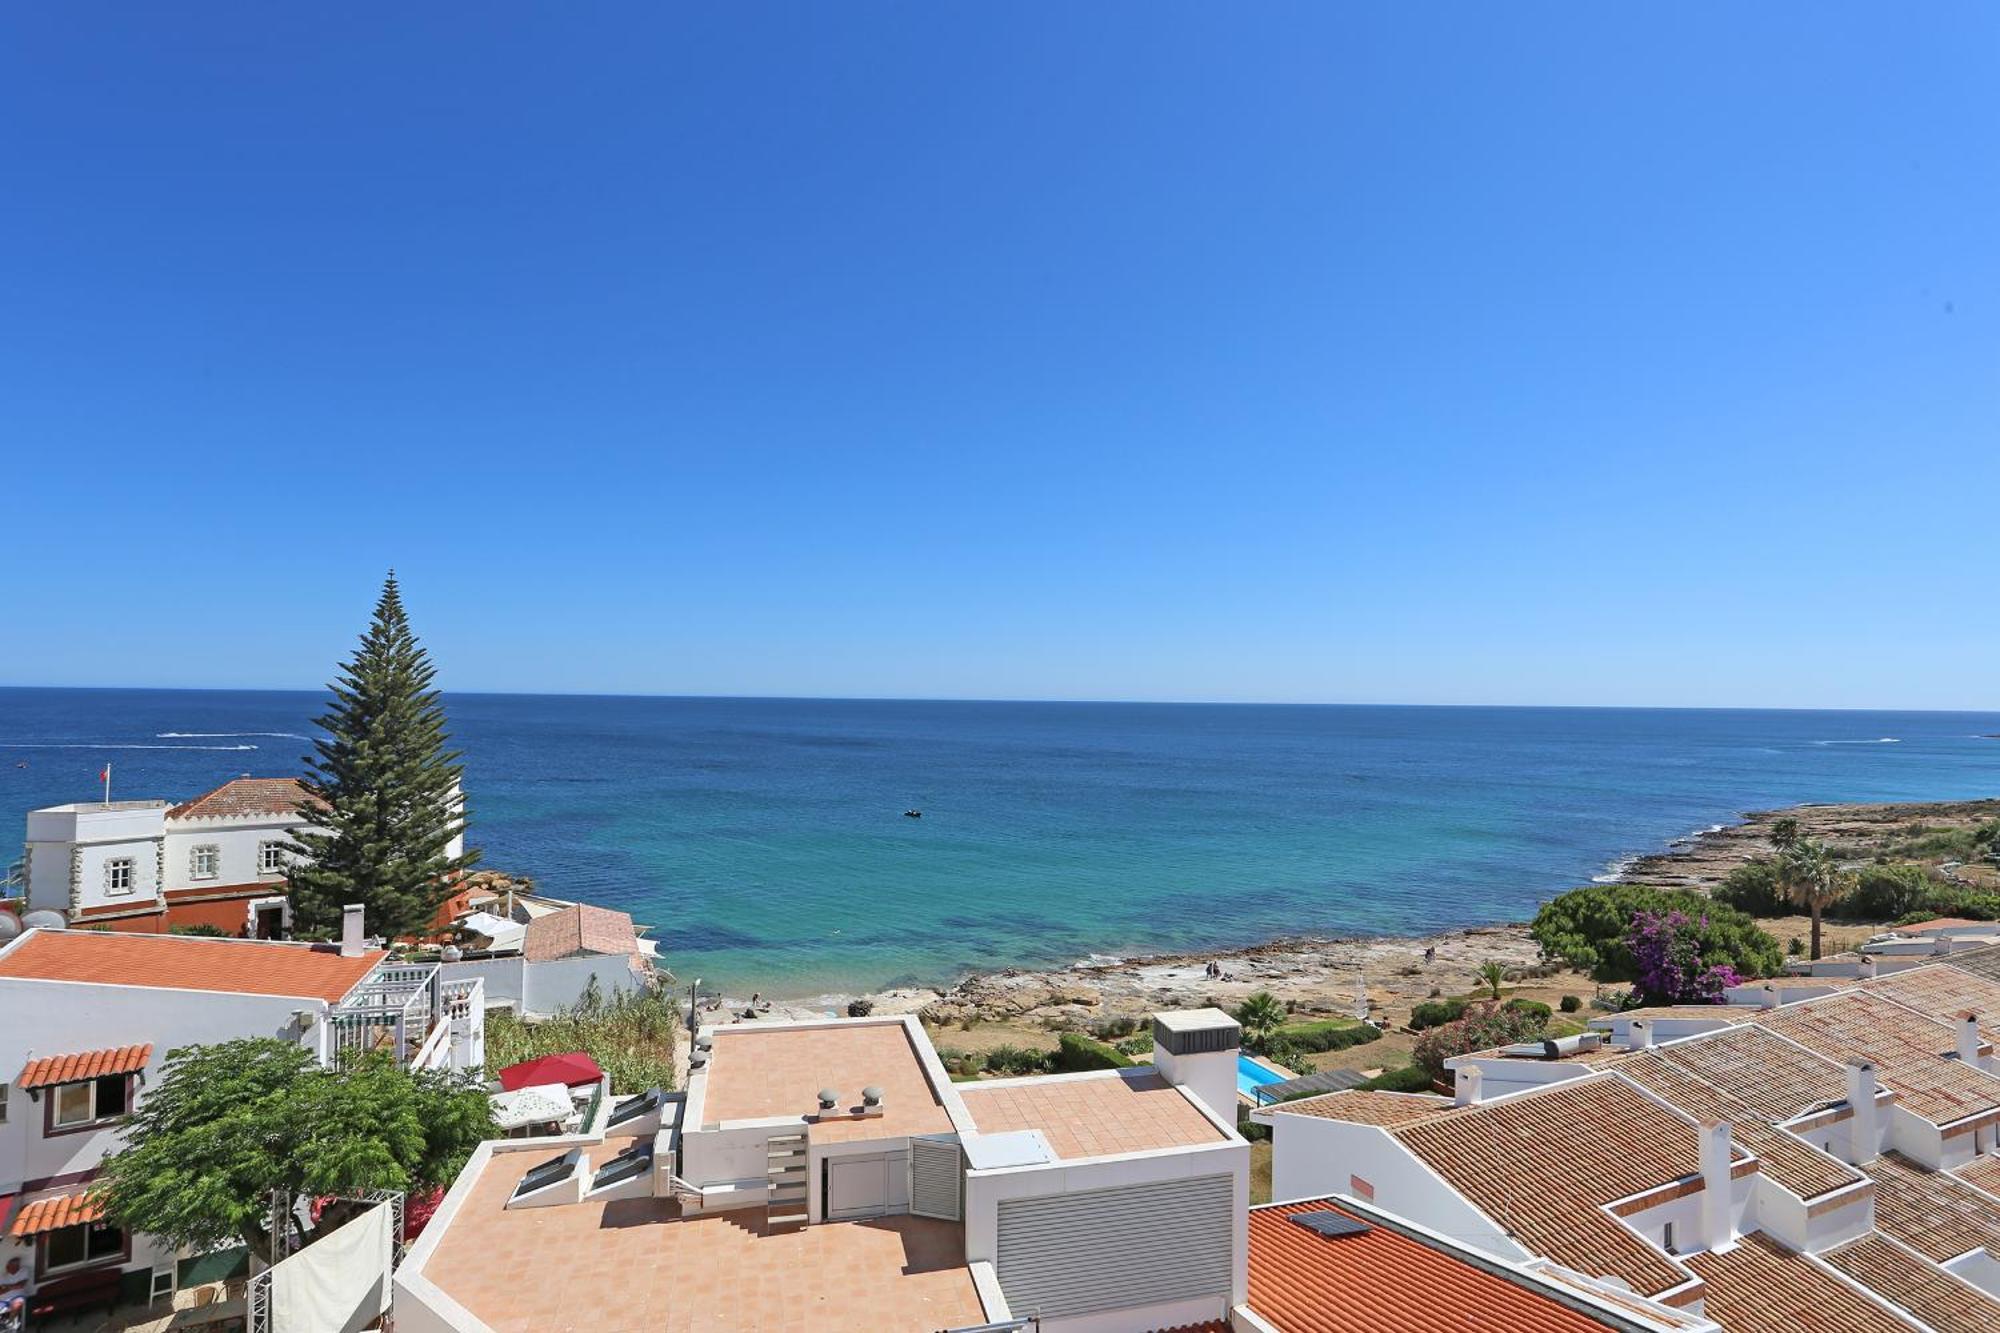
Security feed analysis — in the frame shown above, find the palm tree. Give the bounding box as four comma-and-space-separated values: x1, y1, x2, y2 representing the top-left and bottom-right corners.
1476, 961, 1507, 1000
1234, 991, 1286, 1049
1769, 816, 1801, 855
1781, 839, 1847, 961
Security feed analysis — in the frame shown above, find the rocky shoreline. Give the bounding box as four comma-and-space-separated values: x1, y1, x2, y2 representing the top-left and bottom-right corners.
725, 794, 1999, 1029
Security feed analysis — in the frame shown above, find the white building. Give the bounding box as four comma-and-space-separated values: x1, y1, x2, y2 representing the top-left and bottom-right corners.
0, 916, 483, 1314
396, 1007, 1250, 1332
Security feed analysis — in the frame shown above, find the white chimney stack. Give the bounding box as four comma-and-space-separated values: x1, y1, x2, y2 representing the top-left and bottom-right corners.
1698, 1120, 1735, 1250
1628, 1018, 1653, 1051
1455, 1064, 1484, 1107
1860, 955, 1879, 980
1842, 1061, 1878, 1165
1956, 1012, 1983, 1066
340, 904, 366, 958
1758, 984, 1781, 1011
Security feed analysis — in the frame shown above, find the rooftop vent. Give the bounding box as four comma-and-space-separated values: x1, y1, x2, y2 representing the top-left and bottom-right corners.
1289, 1211, 1371, 1240
860, 1085, 885, 1117
509, 1148, 581, 1203
818, 1088, 840, 1112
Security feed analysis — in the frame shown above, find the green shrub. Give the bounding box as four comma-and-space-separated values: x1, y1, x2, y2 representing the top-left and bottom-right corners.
1113, 1035, 1153, 1057
1558, 994, 1582, 1013
981, 1045, 1056, 1077
1409, 997, 1469, 1030
1788, 936, 1804, 956
169, 923, 230, 937
484, 987, 679, 1094
1887, 825, 1981, 860
1531, 884, 1782, 981
1276, 1019, 1382, 1054
1355, 1064, 1436, 1093
1053, 1031, 1133, 1072
1237, 1111, 1270, 1143
1413, 1002, 1548, 1081
1714, 860, 1788, 916
1502, 998, 1552, 1024
1840, 864, 1936, 921
1089, 1014, 1141, 1040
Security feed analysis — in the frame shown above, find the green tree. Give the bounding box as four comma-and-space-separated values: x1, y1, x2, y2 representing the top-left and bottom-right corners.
1233, 991, 1287, 1051
98, 1039, 491, 1263
1781, 839, 1849, 961
1769, 816, 1801, 855
286, 573, 476, 939
1476, 961, 1507, 1000
1530, 884, 1782, 981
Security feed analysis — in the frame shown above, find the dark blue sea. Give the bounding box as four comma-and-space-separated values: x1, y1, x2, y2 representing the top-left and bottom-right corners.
1, 689, 1995, 997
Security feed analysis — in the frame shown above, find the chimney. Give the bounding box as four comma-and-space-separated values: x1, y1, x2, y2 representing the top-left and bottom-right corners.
1843, 1061, 1878, 1165
1698, 1120, 1735, 1250
1627, 1018, 1653, 1051
1758, 984, 1782, 1011
1860, 955, 1880, 980
1455, 1065, 1484, 1107
1956, 1012, 1983, 1065
340, 904, 366, 958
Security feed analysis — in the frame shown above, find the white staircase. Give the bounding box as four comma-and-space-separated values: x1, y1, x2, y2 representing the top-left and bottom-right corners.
766, 1133, 809, 1228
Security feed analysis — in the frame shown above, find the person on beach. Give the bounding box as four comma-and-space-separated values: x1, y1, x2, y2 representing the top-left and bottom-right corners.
1424, 945, 1436, 965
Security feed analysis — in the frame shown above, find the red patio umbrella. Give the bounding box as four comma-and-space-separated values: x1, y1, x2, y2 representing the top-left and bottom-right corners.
496, 1051, 603, 1091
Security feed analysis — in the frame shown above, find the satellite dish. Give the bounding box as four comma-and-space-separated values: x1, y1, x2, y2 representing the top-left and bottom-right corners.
22, 910, 68, 932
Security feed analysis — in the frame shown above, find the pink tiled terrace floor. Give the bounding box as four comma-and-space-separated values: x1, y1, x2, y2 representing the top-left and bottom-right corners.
420, 1146, 985, 1332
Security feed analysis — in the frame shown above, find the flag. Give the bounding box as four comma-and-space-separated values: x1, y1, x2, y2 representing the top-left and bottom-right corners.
99, 765, 111, 783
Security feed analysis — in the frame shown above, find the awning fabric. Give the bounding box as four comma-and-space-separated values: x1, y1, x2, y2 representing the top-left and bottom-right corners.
19, 1044, 152, 1089
496, 1052, 603, 1091
10, 1190, 105, 1237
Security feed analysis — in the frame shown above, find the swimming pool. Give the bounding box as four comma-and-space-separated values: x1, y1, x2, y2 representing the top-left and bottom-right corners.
1237, 1052, 1287, 1101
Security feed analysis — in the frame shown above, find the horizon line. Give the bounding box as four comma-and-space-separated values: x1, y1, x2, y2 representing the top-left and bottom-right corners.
0, 682, 1994, 716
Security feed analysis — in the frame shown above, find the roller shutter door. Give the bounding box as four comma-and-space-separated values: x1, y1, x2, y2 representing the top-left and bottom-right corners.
996, 1173, 1232, 1319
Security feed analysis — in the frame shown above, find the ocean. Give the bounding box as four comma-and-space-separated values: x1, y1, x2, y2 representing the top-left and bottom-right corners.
1, 688, 1995, 998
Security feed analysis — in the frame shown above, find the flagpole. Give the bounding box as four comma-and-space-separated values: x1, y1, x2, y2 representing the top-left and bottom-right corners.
103, 763, 111, 808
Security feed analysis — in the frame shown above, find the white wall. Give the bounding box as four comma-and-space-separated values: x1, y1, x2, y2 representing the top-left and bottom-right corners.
162, 818, 307, 892
1446, 1057, 1591, 1102
437, 954, 644, 1019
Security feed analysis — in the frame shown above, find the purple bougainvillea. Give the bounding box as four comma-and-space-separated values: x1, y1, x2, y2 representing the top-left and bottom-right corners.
1625, 909, 1745, 1005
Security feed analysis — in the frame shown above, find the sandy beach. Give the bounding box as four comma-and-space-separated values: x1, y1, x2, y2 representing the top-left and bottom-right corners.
721, 794, 2000, 1032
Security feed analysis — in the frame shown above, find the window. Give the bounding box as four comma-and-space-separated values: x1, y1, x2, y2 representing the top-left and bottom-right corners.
258, 841, 286, 875
42, 1219, 125, 1274
51, 1075, 130, 1130
104, 858, 135, 895
1663, 1221, 1677, 1254
0, 1082, 8, 1124
190, 844, 221, 880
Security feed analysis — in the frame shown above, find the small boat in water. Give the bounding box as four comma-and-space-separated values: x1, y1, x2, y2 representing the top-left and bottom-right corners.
904, 809, 922, 819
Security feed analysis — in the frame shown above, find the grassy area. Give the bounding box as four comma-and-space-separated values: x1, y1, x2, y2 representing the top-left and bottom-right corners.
484, 986, 679, 1094
1250, 1141, 1272, 1205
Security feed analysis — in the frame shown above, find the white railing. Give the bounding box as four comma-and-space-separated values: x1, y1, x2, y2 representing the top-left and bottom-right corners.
330, 962, 443, 1067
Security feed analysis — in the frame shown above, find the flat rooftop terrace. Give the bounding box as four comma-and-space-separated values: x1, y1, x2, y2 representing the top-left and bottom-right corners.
420, 1141, 985, 1332
959, 1069, 1227, 1159
700, 1019, 955, 1143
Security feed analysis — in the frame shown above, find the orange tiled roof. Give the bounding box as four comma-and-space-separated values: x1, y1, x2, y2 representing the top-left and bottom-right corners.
1607, 1050, 1863, 1201
701, 1021, 952, 1143
1863, 963, 2000, 1040
10, 1190, 104, 1238
1246, 1199, 1637, 1333
1756, 991, 2000, 1125
1391, 1075, 1711, 1298
1944, 942, 2000, 983
0, 929, 383, 1003
523, 904, 638, 962
1948, 1152, 2000, 1198
958, 1071, 1227, 1160
1646, 1024, 1852, 1123
167, 777, 318, 821
19, 1043, 152, 1089
1820, 1231, 2000, 1332
1867, 1152, 2000, 1266
1265, 1089, 1456, 1127
1683, 1233, 1924, 1333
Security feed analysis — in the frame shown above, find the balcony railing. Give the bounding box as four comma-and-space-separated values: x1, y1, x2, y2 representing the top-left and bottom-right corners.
329, 962, 442, 1066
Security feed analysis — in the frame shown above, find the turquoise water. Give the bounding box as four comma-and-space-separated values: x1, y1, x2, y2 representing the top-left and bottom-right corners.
1, 690, 1996, 997
1237, 1053, 1286, 1097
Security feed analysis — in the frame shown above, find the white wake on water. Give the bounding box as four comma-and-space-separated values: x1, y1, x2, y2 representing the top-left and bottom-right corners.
157, 731, 306, 740
0, 742, 258, 751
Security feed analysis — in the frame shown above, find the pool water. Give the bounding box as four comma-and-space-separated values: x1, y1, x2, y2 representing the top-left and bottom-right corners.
1237, 1052, 1286, 1098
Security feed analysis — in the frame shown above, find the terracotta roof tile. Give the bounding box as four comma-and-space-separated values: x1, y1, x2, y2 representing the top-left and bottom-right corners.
700, 1021, 952, 1142
1867, 1151, 2000, 1266
1947, 1152, 2000, 1198
522, 904, 638, 961
1819, 1231, 2000, 1333
1644, 1024, 1852, 1123
959, 1071, 1226, 1160
1390, 1075, 1710, 1298
1862, 963, 2000, 1043
1246, 1199, 1639, 1333
1683, 1233, 1924, 1333
1264, 1089, 1456, 1127
1944, 943, 2000, 983
167, 777, 318, 821
10, 1190, 105, 1238
1607, 1051, 1863, 1201
19, 1043, 152, 1089
0, 929, 383, 1003
1755, 991, 2000, 1125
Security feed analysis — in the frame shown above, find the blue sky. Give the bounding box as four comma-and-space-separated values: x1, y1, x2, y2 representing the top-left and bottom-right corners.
4, 5, 1995, 707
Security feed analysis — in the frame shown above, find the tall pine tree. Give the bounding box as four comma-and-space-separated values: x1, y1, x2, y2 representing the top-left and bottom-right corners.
286, 573, 476, 939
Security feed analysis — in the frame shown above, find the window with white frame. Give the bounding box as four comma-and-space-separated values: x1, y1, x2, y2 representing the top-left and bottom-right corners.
104, 857, 135, 895
51, 1074, 131, 1130
191, 844, 221, 880
258, 841, 286, 874
42, 1219, 125, 1273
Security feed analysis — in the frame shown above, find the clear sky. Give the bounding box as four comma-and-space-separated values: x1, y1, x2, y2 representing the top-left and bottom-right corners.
4, 5, 1995, 707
